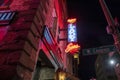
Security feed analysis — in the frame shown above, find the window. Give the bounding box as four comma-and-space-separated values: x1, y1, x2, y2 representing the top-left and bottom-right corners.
0, 11, 16, 25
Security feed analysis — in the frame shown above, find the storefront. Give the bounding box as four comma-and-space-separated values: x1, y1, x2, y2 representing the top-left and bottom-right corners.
55, 68, 80, 80
41, 25, 63, 70
33, 25, 64, 80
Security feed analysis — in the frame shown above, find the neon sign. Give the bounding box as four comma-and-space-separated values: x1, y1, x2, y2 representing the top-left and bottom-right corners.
67, 18, 76, 24
68, 23, 77, 42
66, 18, 80, 55
65, 43, 80, 54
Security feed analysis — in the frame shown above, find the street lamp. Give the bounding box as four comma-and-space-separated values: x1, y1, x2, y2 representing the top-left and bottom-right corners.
109, 59, 116, 66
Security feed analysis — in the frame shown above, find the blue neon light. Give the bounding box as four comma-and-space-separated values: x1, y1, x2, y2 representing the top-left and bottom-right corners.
68, 24, 77, 42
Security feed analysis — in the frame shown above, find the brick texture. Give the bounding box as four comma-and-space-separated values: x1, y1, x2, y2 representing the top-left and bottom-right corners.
0, 0, 41, 80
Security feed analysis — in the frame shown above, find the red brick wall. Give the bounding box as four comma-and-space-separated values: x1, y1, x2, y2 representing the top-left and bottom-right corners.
0, 0, 41, 80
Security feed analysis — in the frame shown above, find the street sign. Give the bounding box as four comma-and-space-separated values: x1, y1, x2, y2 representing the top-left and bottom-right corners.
82, 45, 117, 55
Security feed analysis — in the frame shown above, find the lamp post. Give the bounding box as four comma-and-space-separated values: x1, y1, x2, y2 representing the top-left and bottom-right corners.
99, 0, 120, 53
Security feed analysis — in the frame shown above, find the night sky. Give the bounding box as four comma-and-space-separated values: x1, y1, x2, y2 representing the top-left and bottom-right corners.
66, 0, 120, 80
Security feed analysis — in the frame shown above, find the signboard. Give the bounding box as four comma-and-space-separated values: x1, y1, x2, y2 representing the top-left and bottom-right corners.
65, 43, 80, 54
66, 18, 80, 55
67, 18, 77, 43
82, 45, 117, 55
68, 23, 77, 42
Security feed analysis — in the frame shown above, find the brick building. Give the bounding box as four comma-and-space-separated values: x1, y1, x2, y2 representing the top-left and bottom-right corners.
0, 0, 79, 80
95, 52, 120, 80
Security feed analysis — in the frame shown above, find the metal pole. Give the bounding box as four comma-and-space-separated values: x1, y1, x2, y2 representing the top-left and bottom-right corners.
99, 0, 120, 52
99, 0, 115, 26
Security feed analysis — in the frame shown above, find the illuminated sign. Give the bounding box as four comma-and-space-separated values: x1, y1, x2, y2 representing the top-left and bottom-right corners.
67, 18, 76, 24
65, 43, 80, 54
68, 23, 77, 42
66, 18, 80, 55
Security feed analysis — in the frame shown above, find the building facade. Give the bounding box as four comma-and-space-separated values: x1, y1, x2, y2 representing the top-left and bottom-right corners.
95, 52, 120, 80
0, 0, 79, 80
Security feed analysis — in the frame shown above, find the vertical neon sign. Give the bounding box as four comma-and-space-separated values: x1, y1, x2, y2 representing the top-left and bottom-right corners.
65, 18, 80, 55
67, 18, 77, 43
